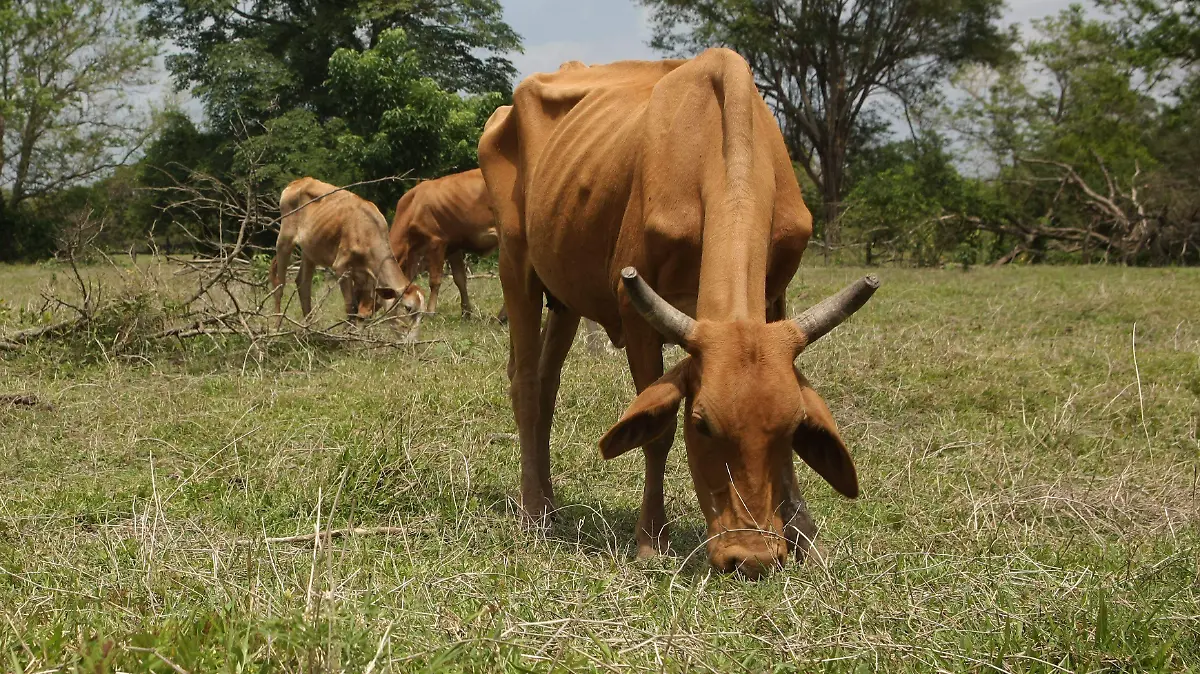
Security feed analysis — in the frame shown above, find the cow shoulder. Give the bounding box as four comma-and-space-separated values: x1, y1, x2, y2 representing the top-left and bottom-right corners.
478, 105, 522, 242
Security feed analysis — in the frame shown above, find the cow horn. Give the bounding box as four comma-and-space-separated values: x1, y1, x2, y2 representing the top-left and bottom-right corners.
621, 267, 696, 346
792, 275, 880, 349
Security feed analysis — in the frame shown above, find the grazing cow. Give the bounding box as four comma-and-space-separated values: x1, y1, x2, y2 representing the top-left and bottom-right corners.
478, 50, 879, 577
272, 178, 424, 325
389, 169, 502, 318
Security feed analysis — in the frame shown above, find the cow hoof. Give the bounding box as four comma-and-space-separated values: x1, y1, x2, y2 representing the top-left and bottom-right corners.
519, 495, 557, 527
635, 543, 664, 560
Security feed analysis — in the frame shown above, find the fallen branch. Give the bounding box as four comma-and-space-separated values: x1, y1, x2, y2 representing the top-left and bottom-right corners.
0, 394, 54, 410
0, 315, 96, 351
236, 526, 409, 546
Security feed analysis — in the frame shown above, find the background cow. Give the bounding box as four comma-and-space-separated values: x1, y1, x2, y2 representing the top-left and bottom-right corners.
272, 177, 423, 326
389, 169, 502, 319
479, 51, 878, 577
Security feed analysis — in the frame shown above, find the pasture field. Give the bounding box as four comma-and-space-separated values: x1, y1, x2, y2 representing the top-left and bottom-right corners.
1, 261, 1198, 672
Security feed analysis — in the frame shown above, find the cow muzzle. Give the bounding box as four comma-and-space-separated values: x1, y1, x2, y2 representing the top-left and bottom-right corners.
708, 536, 788, 579
376, 285, 424, 315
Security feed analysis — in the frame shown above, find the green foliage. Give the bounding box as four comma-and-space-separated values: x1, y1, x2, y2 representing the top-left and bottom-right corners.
324, 29, 506, 205
843, 138, 1007, 266
123, 1, 519, 242
936, 3, 1199, 264
139, 0, 520, 135
233, 110, 360, 196
1100, 0, 1200, 65
220, 27, 507, 210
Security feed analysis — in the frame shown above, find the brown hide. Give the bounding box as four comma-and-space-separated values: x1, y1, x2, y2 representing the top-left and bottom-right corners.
389, 169, 499, 316
479, 50, 872, 578
272, 177, 423, 325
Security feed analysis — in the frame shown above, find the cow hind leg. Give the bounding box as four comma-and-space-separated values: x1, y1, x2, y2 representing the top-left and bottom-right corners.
448, 251, 474, 318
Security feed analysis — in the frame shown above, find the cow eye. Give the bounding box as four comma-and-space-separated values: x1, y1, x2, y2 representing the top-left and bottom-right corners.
692, 413, 713, 438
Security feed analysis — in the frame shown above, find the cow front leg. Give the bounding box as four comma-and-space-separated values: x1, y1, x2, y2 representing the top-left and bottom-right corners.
270, 227, 297, 328
424, 243, 446, 316
781, 464, 821, 563
448, 251, 474, 318
296, 258, 316, 323
501, 252, 552, 523
337, 274, 360, 325
624, 325, 673, 558
535, 309, 580, 506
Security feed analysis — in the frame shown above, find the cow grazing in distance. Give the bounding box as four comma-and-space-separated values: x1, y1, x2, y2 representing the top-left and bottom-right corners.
478, 50, 879, 578
272, 177, 424, 326
389, 169, 502, 318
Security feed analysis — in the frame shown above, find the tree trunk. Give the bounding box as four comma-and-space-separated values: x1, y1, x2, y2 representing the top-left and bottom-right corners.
819, 158, 843, 264
0, 193, 10, 261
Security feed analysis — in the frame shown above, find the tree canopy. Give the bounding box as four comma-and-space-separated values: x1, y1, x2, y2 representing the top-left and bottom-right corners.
1, 0, 156, 259
139, 0, 520, 134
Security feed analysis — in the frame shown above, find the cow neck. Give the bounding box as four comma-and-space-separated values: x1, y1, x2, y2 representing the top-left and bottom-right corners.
695, 207, 770, 323
694, 58, 770, 325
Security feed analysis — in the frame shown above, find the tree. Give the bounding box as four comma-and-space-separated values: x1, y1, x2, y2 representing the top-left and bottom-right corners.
1, 0, 157, 259
1100, 0, 1200, 66
947, 6, 1184, 263
139, 0, 521, 135
640, 0, 1011, 250
323, 28, 504, 203
842, 135, 1002, 266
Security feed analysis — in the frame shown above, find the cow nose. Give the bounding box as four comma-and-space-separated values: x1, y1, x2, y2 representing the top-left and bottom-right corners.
710, 544, 785, 579
403, 288, 425, 314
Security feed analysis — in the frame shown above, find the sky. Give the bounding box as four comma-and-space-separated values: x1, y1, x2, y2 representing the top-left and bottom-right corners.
501, 0, 1081, 84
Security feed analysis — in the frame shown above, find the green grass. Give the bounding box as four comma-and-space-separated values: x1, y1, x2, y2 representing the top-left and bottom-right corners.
1, 261, 1198, 672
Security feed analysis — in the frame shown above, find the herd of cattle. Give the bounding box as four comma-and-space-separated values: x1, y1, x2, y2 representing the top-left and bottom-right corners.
270, 49, 879, 578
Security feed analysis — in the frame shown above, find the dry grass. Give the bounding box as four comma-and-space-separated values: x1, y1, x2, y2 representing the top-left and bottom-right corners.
1, 261, 1197, 672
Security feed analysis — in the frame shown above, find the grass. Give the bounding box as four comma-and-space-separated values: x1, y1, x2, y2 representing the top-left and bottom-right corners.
1, 260, 1198, 672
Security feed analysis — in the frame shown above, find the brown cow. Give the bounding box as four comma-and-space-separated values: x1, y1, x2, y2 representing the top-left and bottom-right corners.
272, 177, 424, 325
389, 169, 500, 318
478, 50, 878, 577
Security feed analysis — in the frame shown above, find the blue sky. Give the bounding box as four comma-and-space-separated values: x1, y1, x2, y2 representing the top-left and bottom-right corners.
501, 0, 1080, 83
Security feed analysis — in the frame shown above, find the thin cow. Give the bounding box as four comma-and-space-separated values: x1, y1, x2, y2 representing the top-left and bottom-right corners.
272, 177, 424, 325
389, 169, 502, 318
478, 50, 879, 577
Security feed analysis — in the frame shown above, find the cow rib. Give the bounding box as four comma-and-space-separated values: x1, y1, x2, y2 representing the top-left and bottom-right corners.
793, 275, 880, 348
621, 267, 696, 346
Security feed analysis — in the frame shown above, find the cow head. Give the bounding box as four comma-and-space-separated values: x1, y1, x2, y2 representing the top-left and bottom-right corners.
355, 250, 424, 321
600, 269, 878, 578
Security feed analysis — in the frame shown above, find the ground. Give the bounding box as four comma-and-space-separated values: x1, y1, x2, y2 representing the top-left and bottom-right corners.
0, 261, 1197, 672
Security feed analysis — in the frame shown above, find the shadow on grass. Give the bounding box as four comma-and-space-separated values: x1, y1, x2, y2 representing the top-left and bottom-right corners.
470, 483, 714, 575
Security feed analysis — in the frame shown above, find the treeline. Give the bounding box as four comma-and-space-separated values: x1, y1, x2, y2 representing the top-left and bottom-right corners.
644, 0, 1200, 266
0, 0, 517, 259
2, 0, 1198, 266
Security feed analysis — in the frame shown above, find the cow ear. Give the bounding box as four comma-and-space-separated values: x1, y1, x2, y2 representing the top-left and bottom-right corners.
599, 361, 689, 460
793, 372, 859, 498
